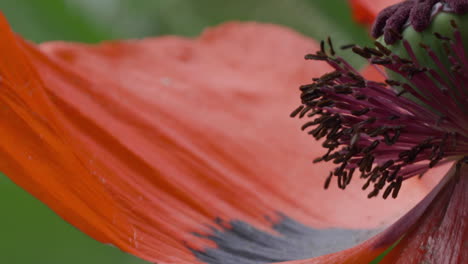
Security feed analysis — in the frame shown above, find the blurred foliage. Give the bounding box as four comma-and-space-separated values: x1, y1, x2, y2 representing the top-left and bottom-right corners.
0, 0, 374, 263
0, 177, 149, 264
0, 0, 371, 62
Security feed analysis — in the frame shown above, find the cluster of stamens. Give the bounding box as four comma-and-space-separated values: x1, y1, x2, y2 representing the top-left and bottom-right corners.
292, 23, 468, 198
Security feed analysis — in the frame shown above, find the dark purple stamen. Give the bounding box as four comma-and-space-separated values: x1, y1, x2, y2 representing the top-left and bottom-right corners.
293, 23, 468, 198
373, 0, 468, 44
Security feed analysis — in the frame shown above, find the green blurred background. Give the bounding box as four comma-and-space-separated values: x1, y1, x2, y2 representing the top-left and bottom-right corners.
0, 0, 373, 263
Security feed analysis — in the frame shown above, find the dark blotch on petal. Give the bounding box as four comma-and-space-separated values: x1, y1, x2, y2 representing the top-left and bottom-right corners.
191, 214, 380, 264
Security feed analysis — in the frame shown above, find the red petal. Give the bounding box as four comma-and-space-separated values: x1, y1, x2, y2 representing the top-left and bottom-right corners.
0, 13, 436, 263
380, 163, 468, 263
273, 164, 452, 264
349, 0, 401, 25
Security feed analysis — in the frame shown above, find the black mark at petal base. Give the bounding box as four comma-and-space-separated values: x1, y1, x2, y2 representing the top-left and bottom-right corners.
190, 214, 379, 264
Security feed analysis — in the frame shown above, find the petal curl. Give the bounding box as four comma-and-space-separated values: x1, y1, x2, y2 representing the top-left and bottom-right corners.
282, 163, 454, 264
0, 13, 435, 263
380, 163, 467, 263
349, 0, 401, 25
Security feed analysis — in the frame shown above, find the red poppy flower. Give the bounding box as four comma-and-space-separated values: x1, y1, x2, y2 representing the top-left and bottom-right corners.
0, 1, 466, 263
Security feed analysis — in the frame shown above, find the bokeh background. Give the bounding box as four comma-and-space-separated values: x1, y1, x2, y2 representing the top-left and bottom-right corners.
0, 0, 373, 263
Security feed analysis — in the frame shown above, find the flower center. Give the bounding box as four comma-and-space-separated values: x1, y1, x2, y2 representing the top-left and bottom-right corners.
372, 0, 468, 44
292, 12, 468, 199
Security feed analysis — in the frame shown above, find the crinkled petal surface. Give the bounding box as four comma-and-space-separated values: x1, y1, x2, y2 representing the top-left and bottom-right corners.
280, 163, 460, 264
380, 163, 468, 264
349, 0, 401, 25
0, 13, 437, 263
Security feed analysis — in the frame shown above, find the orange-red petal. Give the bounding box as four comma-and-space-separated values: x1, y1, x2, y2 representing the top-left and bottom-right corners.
349, 0, 401, 25
0, 13, 436, 263
380, 163, 468, 263
279, 163, 455, 264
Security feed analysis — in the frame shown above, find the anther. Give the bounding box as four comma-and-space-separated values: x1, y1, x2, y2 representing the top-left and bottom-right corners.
346, 168, 355, 185
363, 141, 380, 153
320, 71, 342, 82
290, 105, 304, 118
361, 117, 377, 125
367, 188, 380, 199
376, 171, 389, 189
374, 41, 391, 56
327, 37, 335, 56
450, 19, 458, 29
392, 177, 403, 199
350, 133, 361, 148
384, 129, 401, 145
364, 47, 385, 57
347, 72, 365, 82
354, 93, 367, 100
298, 106, 312, 118
340, 44, 356, 51
382, 184, 393, 199
352, 46, 372, 59
396, 90, 407, 97
380, 160, 395, 171
316, 99, 335, 107
362, 177, 372, 190
313, 157, 324, 163
299, 83, 316, 91
395, 57, 413, 64
305, 53, 328, 61
434, 32, 450, 40
388, 165, 401, 182
324, 172, 333, 189
371, 58, 392, 65
307, 109, 322, 118
301, 121, 316, 131
351, 108, 371, 116
385, 79, 401, 86
334, 85, 353, 94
